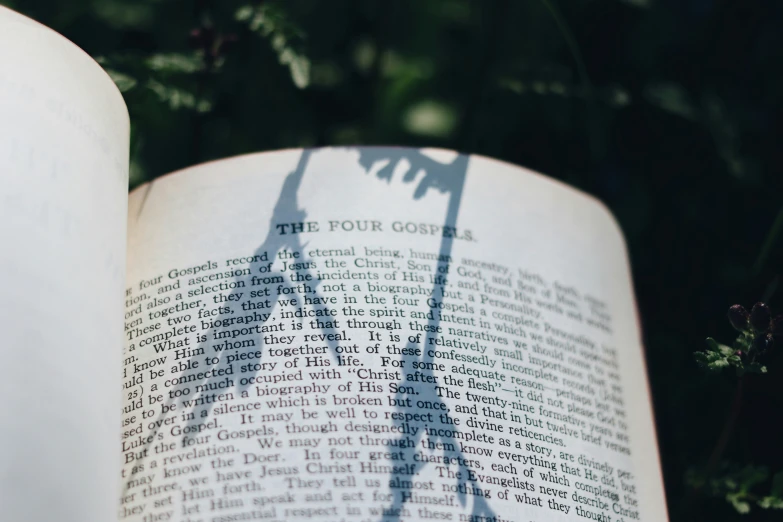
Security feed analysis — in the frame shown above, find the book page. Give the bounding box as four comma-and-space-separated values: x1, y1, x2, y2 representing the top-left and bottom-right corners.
0, 7, 129, 522
123, 148, 668, 522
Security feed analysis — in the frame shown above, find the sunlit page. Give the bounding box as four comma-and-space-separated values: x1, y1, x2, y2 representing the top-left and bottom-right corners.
124, 148, 668, 521
0, 7, 129, 522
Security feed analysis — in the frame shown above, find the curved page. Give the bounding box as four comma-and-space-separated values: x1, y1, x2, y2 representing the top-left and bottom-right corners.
125, 148, 668, 521
0, 7, 129, 522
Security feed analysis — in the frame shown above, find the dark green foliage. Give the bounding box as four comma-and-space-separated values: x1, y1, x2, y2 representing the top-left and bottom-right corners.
695, 303, 779, 375
686, 466, 783, 514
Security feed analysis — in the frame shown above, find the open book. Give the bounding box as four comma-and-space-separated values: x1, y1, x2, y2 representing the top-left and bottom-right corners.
0, 7, 669, 522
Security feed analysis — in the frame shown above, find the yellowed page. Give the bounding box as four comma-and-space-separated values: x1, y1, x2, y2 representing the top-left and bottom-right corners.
0, 7, 129, 522
124, 148, 667, 521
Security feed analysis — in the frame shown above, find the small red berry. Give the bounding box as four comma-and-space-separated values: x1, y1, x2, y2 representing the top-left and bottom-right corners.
750, 302, 771, 332
728, 304, 749, 331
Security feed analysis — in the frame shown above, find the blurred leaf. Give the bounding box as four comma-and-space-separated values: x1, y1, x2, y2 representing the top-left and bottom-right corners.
278, 47, 310, 89
758, 496, 783, 509
353, 39, 377, 74
92, 0, 153, 29
146, 53, 203, 75
702, 92, 756, 181
105, 69, 137, 92
727, 493, 751, 515
645, 82, 697, 120
403, 100, 457, 138
236, 2, 309, 88
146, 80, 212, 113
710, 358, 730, 369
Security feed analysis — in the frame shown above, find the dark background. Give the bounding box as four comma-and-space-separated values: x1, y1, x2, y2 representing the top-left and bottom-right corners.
6, 0, 783, 519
